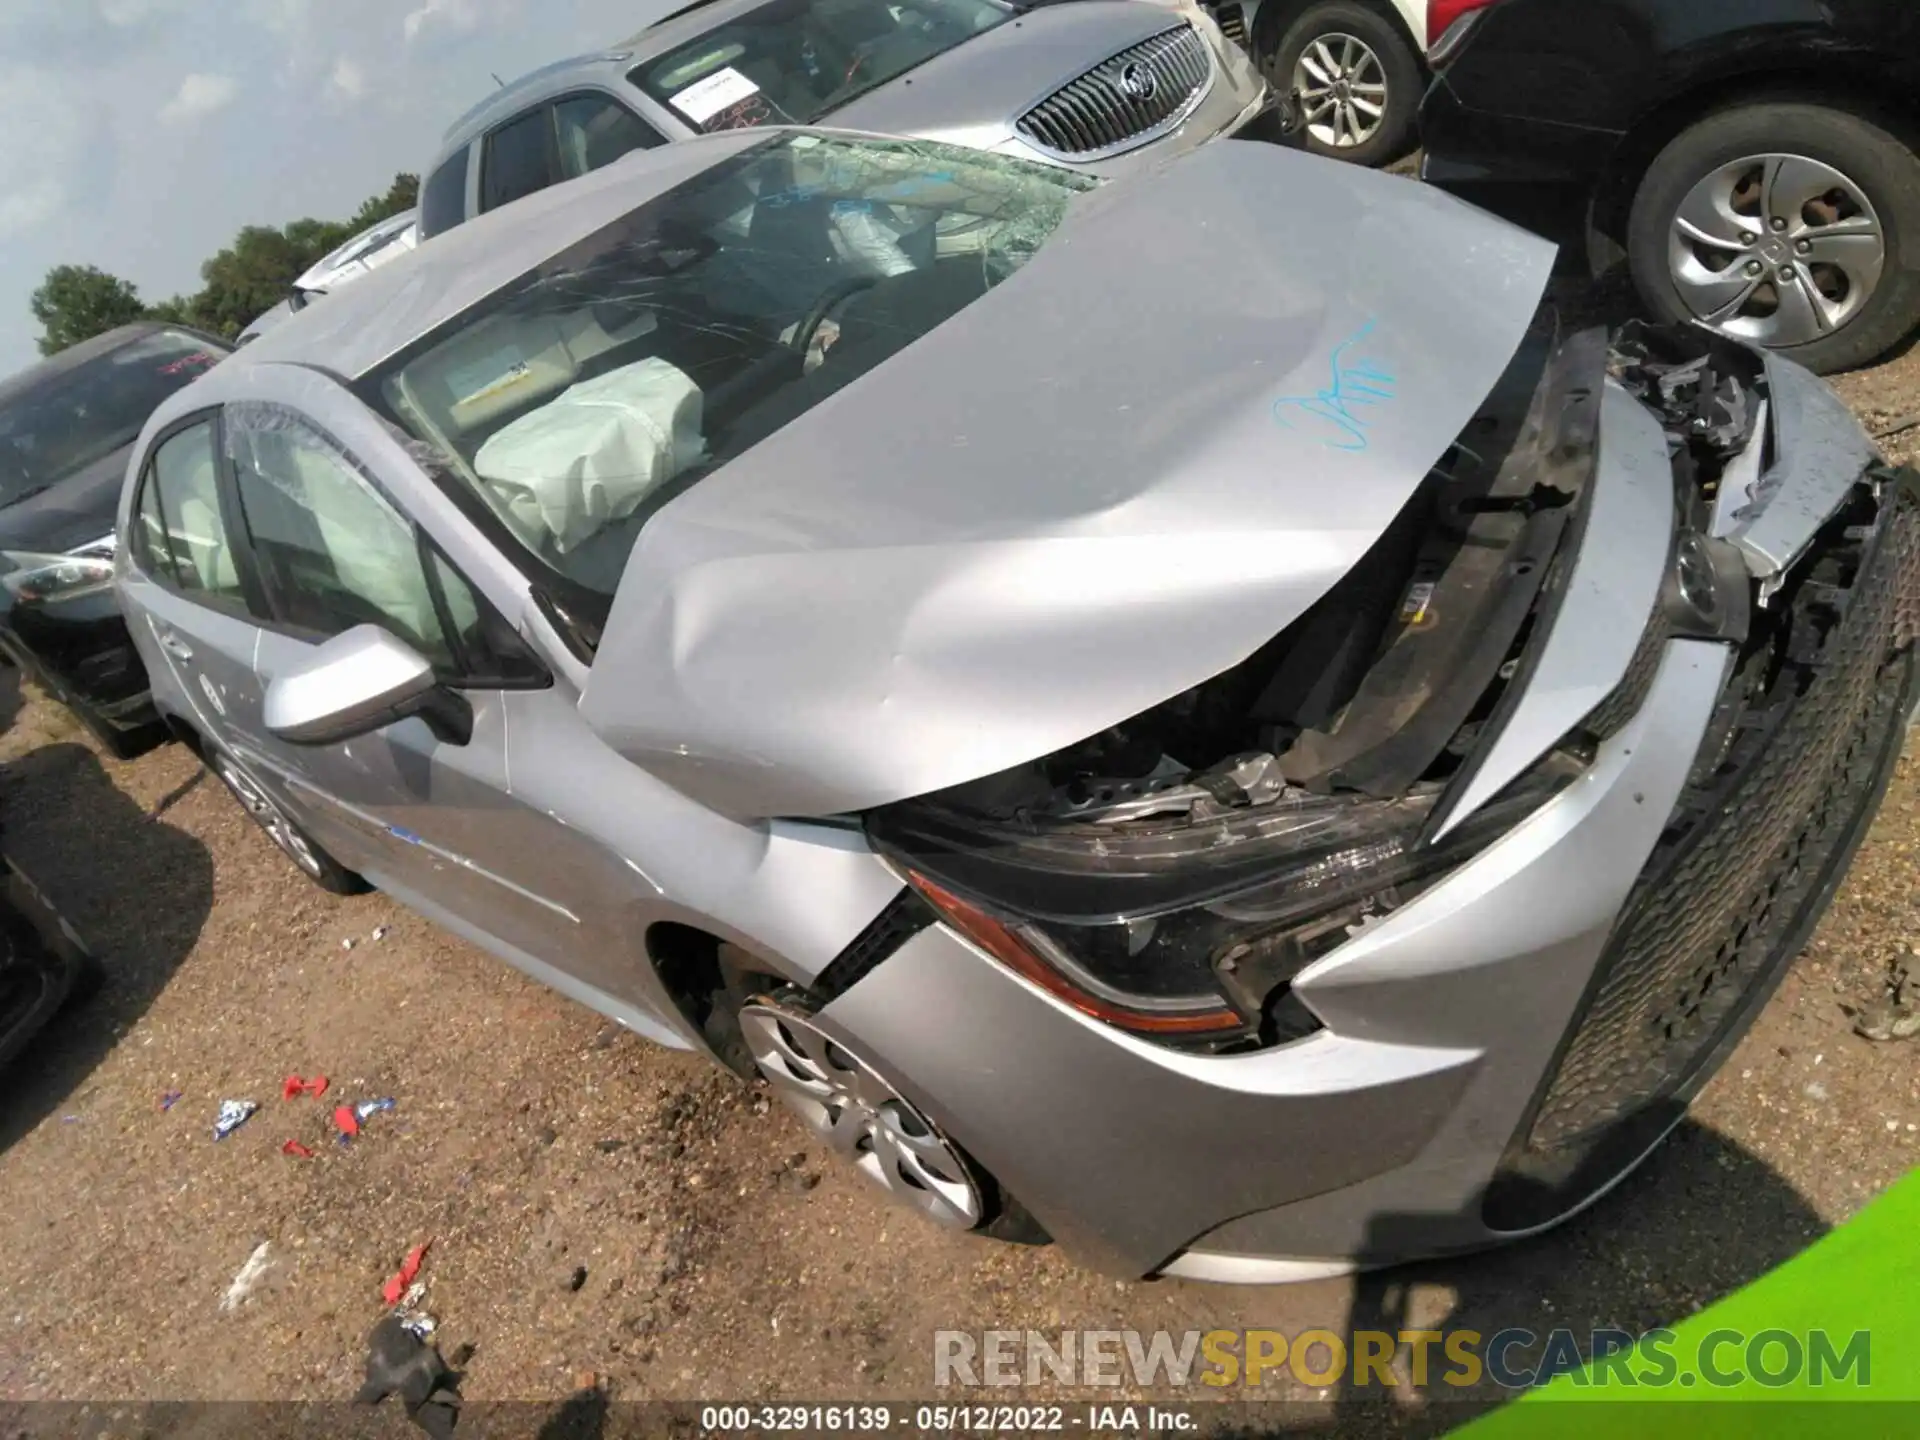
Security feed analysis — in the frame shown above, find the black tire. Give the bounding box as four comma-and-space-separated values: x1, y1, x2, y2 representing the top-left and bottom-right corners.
205, 744, 370, 895
0, 896, 100, 1071
1628, 102, 1920, 375
1265, 1, 1422, 168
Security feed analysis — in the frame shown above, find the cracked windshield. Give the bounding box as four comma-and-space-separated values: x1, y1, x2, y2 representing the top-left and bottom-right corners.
371, 133, 1095, 622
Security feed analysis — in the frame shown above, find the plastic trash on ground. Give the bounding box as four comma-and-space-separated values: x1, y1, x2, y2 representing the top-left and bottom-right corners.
382, 1240, 432, 1306
213, 1099, 258, 1141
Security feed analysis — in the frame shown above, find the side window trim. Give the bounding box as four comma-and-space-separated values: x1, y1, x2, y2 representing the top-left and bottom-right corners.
207, 408, 277, 621
417, 529, 473, 679
462, 137, 483, 225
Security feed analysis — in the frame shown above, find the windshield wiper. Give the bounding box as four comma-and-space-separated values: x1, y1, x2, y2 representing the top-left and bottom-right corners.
0, 483, 52, 511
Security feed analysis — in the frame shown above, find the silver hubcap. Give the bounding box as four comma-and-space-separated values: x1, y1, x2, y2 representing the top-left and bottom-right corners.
1668, 152, 1885, 348
1293, 32, 1387, 149
740, 1004, 983, 1230
216, 757, 324, 878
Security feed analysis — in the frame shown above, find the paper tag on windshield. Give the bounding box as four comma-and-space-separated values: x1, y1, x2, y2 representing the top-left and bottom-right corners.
670, 67, 761, 124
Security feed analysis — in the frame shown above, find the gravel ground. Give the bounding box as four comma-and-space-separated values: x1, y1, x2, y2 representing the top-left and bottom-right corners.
0, 326, 1918, 1434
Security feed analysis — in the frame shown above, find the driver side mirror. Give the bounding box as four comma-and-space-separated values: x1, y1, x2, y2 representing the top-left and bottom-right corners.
264, 625, 471, 747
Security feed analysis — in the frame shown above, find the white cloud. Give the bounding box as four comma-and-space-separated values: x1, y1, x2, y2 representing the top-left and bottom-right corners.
100, 0, 172, 25
402, 0, 480, 44
0, 175, 65, 239
0, 65, 96, 237
328, 55, 367, 100
248, 0, 313, 35
159, 72, 239, 123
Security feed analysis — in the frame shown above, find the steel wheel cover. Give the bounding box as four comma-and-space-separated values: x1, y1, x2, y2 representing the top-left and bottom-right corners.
1667, 151, 1885, 347
741, 1003, 983, 1230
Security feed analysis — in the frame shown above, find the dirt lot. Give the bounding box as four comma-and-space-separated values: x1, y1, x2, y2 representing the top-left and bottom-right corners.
0, 340, 1917, 1435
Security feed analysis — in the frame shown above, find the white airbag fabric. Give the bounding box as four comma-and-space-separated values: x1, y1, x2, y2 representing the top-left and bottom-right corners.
475, 357, 704, 554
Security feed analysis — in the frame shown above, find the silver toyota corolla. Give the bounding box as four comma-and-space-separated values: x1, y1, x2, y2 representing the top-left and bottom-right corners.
415, 0, 1275, 238
115, 129, 1919, 1281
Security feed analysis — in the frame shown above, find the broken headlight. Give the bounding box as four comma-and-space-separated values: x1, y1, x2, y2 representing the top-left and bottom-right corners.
867, 770, 1569, 1047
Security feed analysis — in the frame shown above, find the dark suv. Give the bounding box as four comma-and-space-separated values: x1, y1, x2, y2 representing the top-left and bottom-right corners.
1419, 0, 1920, 375
0, 324, 228, 754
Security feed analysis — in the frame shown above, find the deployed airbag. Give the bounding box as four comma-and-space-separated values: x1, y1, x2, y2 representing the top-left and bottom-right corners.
475, 357, 705, 554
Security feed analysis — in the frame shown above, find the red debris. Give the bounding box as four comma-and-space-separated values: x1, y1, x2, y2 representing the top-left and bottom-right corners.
282, 1139, 314, 1158
283, 1074, 330, 1101
333, 1104, 360, 1138
381, 1240, 432, 1306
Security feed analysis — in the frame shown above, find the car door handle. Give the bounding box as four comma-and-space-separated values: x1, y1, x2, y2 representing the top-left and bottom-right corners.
159, 632, 194, 661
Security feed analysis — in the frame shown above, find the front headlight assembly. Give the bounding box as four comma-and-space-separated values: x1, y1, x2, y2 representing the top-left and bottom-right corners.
0, 535, 116, 605
867, 759, 1574, 1050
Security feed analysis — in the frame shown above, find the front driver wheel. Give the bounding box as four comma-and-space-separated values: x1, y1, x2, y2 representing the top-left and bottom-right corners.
1267, 1, 1422, 167
1628, 102, 1920, 375
739, 998, 1049, 1243
207, 747, 369, 896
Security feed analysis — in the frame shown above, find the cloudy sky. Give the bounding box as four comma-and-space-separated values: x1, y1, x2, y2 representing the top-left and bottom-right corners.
0, 0, 672, 373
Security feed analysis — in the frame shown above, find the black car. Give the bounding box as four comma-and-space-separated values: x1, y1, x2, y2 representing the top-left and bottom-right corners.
0, 324, 228, 754
1419, 0, 1920, 375
0, 823, 97, 1072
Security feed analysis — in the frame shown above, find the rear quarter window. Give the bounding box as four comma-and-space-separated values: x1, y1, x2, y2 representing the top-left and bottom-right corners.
420, 149, 471, 237
480, 108, 559, 216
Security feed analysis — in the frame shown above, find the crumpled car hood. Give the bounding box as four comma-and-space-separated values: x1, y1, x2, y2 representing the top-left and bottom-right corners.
580, 142, 1556, 819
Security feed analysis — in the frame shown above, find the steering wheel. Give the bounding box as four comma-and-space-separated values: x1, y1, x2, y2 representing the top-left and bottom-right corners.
790, 274, 883, 358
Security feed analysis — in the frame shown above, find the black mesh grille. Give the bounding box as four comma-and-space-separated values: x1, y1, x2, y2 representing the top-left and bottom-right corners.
1212, 4, 1248, 48
1489, 480, 1920, 1226
1581, 596, 1669, 743
1015, 26, 1211, 157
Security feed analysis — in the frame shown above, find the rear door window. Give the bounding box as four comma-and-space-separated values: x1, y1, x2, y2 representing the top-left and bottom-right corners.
553, 93, 665, 180
480, 107, 559, 216
135, 419, 248, 605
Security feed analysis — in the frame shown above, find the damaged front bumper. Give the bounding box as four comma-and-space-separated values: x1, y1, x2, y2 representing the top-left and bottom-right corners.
820, 323, 1920, 1278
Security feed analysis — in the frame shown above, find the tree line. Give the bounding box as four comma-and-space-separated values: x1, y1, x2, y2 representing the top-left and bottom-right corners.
27, 173, 420, 359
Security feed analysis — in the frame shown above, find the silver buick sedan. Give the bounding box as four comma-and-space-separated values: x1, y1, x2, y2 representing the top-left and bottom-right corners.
415, 0, 1277, 238
116, 128, 1919, 1280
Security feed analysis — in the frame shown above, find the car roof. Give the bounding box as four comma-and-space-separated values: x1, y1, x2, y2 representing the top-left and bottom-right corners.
432, 0, 775, 157
0, 323, 221, 412
234, 129, 774, 384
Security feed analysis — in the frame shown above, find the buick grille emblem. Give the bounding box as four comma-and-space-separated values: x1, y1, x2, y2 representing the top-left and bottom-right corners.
1119, 62, 1157, 103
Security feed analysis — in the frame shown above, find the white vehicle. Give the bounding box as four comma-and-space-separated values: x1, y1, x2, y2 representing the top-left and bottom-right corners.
237, 210, 420, 347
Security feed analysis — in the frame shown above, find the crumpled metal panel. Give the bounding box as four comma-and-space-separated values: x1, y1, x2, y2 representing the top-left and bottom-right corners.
1428, 377, 1674, 842
1730, 351, 1881, 579
579, 142, 1556, 818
